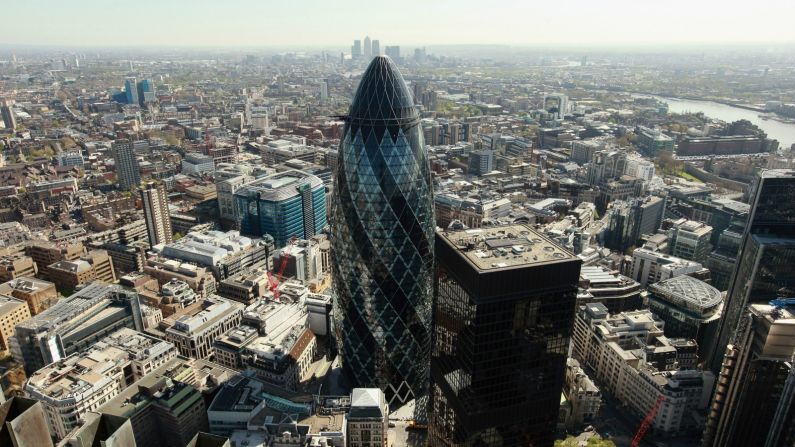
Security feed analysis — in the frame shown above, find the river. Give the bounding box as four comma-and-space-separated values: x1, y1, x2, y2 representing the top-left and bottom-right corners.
635, 95, 795, 149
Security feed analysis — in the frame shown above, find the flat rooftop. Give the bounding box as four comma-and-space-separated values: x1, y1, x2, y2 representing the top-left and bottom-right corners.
438, 224, 576, 271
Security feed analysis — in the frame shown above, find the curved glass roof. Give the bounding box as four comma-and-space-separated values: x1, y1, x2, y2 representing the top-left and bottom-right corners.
348, 56, 418, 130
650, 275, 722, 311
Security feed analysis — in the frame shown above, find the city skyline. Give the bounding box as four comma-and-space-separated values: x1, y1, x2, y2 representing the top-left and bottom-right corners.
2, 0, 795, 48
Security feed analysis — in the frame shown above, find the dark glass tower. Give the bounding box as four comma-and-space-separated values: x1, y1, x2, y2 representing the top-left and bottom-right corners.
331, 56, 435, 405
430, 225, 581, 446
707, 169, 795, 372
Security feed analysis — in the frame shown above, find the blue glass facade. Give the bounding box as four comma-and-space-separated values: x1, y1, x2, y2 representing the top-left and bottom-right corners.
331, 56, 435, 404
235, 171, 327, 247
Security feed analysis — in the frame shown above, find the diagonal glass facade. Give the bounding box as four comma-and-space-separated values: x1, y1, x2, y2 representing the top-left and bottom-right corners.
331, 56, 435, 405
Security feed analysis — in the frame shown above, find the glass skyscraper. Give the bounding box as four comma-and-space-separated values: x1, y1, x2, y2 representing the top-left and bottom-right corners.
331, 56, 435, 405
707, 169, 795, 373
234, 170, 327, 247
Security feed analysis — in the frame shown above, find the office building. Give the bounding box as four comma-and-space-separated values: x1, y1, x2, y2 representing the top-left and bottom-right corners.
140, 181, 173, 247
112, 140, 141, 191
159, 230, 272, 281
468, 149, 494, 176
352, 40, 362, 59
648, 275, 722, 359
124, 77, 139, 105
636, 126, 675, 156
571, 304, 714, 435
0, 397, 54, 447
25, 328, 176, 439
25, 240, 85, 280
371, 39, 380, 57
668, 219, 713, 263
143, 256, 217, 298
708, 170, 795, 373
100, 369, 208, 447
164, 295, 243, 359
348, 388, 388, 447
332, 56, 436, 404
578, 265, 643, 314
630, 247, 709, 288
13, 283, 145, 374
703, 304, 795, 447
182, 153, 215, 175
0, 295, 30, 353
429, 225, 581, 446
0, 277, 58, 315
235, 170, 327, 247
136, 78, 155, 106
216, 174, 254, 227
47, 249, 116, 293
363, 35, 372, 58
0, 253, 37, 282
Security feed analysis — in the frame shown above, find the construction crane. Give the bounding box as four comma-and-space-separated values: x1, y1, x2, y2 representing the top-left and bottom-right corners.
267, 237, 296, 301
631, 395, 665, 447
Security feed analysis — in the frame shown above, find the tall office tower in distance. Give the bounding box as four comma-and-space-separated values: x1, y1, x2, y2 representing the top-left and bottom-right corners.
352, 40, 362, 59
363, 35, 372, 58
332, 56, 435, 405
141, 181, 173, 247
1, 99, 16, 131
430, 225, 581, 446
111, 139, 141, 190
702, 304, 795, 447
371, 39, 380, 57
124, 76, 139, 105
385, 46, 401, 61
708, 169, 795, 372
319, 79, 329, 104
137, 78, 155, 106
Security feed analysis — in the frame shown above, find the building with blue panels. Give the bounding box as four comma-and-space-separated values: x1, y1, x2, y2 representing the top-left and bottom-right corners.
234, 170, 326, 247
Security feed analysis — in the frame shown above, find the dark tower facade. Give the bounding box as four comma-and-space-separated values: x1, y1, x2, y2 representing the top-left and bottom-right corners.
707, 169, 795, 373
331, 56, 435, 405
430, 225, 581, 446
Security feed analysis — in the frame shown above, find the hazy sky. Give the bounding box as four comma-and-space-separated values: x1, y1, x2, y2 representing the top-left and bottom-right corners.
3, 0, 795, 48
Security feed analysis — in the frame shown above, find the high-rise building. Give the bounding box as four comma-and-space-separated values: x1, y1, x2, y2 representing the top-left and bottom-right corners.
708, 169, 795, 373
234, 170, 327, 247
667, 219, 713, 263
319, 79, 329, 104
1, 99, 16, 131
136, 78, 155, 106
363, 35, 372, 58
111, 140, 141, 191
332, 56, 435, 405
703, 304, 795, 447
371, 39, 380, 57
352, 40, 362, 59
124, 77, 139, 105
467, 150, 493, 176
141, 182, 173, 247
429, 225, 581, 446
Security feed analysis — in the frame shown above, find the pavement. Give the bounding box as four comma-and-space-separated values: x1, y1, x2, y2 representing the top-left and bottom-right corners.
388, 399, 427, 447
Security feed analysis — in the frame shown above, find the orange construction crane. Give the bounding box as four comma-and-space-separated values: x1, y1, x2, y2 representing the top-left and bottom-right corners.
267, 237, 296, 301
631, 395, 665, 447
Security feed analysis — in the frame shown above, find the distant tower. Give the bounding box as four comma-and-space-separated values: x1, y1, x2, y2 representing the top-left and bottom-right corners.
332, 56, 435, 405
371, 39, 380, 57
319, 79, 329, 104
363, 36, 372, 59
1, 99, 16, 131
352, 40, 362, 59
140, 181, 173, 247
124, 77, 138, 105
111, 139, 141, 191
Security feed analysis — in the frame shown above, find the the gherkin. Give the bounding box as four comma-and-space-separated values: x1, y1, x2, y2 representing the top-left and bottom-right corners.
331, 56, 435, 405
